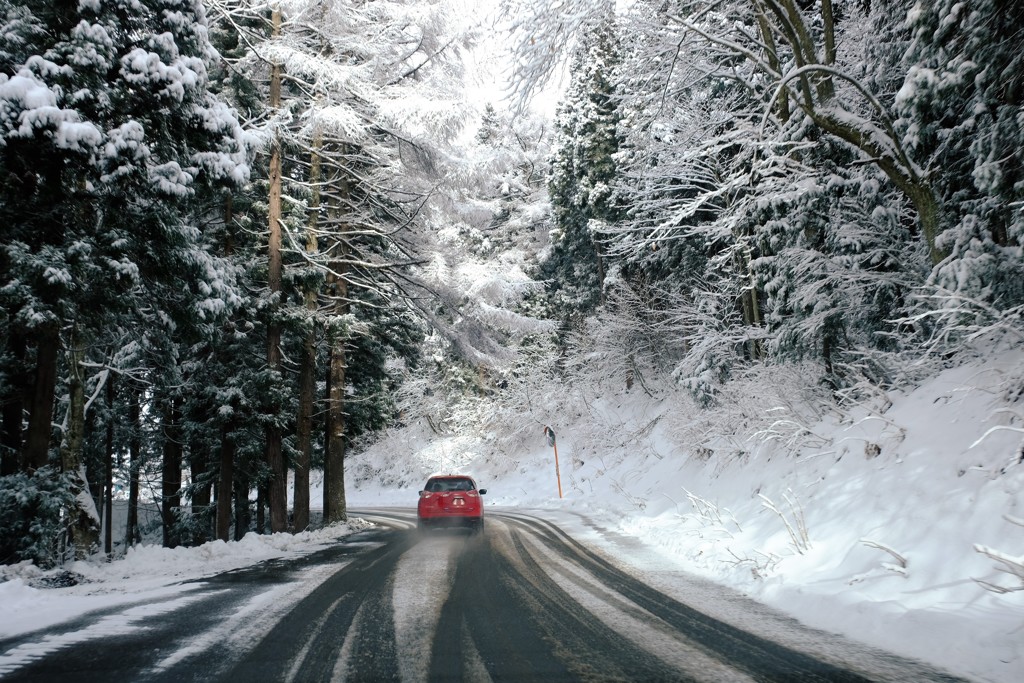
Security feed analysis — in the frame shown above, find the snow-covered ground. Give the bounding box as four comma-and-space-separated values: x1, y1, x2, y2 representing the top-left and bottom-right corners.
0, 520, 373, 640
2, 352, 1022, 683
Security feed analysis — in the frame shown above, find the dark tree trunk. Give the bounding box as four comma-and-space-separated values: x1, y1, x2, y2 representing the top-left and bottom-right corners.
216, 423, 235, 542
161, 398, 183, 548
326, 333, 347, 523
323, 346, 332, 521
1, 328, 26, 476
821, 0, 837, 66
126, 391, 141, 548
264, 6, 288, 535
324, 166, 351, 525
104, 376, 114, 556
294, 136, 322, 534
264, 425, 286, 532
294, 327, 315, 533
234, 468, 250, 541
23, 323, 59, 472
325, 254, 348, 524
217, 193, 237, 543
326, 332, 347, 523
190, 442, 211, 545
734, 246, 765, 360
756, 13, 790, 122
60, 329, 99, 559
85, 404, 103, 528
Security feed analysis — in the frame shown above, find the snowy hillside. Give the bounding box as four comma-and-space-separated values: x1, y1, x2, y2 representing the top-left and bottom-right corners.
345, 349, 1024, 683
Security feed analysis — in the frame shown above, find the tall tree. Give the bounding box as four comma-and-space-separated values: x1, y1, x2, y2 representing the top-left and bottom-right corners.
543, 16, 623, 319
209, 0, 467, 525
264, 4, 288, 534
896, 0, 1024, 304
0, 0, 247, 557
292, 136, 322, 533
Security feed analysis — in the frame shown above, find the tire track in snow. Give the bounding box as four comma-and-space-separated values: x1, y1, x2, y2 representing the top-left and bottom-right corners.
498, 512, 967, 683
513, 525, 757, 682
391, 536, 460, 683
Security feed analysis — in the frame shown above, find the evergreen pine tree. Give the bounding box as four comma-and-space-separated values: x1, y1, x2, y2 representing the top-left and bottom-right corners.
897, 0, 1024, 306
543, 16, 622, 319
0, 0, 247, 558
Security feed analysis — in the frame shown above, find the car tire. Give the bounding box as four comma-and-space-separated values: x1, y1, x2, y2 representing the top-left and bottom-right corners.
471, 519, 484, 534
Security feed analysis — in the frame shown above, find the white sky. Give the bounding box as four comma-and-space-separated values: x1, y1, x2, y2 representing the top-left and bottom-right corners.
453, 0, 566, 119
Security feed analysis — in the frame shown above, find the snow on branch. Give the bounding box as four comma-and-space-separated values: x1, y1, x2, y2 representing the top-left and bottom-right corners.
968, 420, 1024, 468
974, 545, 1024, 594
476, 301, 558, 338
682, 488, 742, 538
501, 0, 614, 111
759, 490, 810, 554
752, 418, 829, 452
1004, 515, 1024, 528
900, 291, 1024, 355
973, 515, 1024, 594
858, 538, 908, 576
760, 64, 917, 174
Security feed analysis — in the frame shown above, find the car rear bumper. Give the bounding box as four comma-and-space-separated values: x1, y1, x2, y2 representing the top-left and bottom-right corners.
417, 515, 482, 528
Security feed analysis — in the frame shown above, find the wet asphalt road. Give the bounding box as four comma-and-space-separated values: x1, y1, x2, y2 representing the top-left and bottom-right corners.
0, 510, 968, 682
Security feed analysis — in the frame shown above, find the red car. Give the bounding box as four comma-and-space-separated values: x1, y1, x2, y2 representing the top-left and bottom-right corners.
417, 474, 487, 533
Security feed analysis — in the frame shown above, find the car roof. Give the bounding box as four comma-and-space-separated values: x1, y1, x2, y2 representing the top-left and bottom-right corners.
426, 473, 476, 480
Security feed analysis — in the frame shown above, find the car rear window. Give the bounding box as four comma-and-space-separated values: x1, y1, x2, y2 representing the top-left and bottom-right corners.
425, 477, 474, 492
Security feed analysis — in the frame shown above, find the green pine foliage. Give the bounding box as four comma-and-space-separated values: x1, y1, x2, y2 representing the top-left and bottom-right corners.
0, 467, 75, 567
897, 0, 1024, 305
543, 17, 623, 319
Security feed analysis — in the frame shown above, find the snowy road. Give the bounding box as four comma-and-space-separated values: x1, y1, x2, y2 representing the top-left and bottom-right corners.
0, 510, 967, 682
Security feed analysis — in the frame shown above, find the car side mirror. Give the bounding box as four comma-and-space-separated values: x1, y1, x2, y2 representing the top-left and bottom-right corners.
479, 489, 487, 495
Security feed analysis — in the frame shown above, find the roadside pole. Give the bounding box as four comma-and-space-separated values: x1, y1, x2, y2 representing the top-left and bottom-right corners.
544, 426, 563, 499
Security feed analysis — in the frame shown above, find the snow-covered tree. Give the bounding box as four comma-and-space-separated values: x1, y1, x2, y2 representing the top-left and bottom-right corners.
208, 0, 471, 525
896, 0, 1024, 306
0, 0, 248, 558
507, 0, 964, 397
543, 15, 622, 319
381, 93, 559, 438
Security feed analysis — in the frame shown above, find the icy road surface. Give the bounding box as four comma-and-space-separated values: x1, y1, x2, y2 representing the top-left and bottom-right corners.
0, 510, 967, 682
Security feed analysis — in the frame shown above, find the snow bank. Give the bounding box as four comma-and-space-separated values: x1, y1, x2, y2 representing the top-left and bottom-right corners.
0, 520, 372, 639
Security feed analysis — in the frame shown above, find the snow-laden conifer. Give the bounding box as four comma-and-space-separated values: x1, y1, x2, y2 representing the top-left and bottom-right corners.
0, 0, 248, 560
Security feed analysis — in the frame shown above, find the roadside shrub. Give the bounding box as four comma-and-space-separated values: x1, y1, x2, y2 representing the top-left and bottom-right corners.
0, 468, 76, 568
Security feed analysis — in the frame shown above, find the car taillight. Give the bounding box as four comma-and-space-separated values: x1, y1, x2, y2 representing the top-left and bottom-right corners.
420, 492, 433, 499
